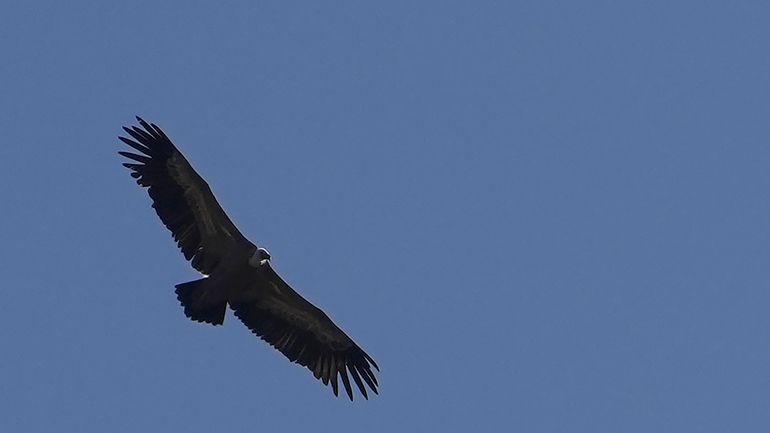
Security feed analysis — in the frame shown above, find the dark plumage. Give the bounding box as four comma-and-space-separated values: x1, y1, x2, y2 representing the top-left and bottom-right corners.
119, 117, 379, 400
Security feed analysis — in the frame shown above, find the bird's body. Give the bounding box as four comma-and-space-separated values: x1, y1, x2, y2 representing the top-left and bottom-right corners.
119, 117, 378, 400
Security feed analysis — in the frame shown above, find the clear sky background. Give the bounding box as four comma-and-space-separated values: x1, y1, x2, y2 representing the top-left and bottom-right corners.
1, 1, 769, 432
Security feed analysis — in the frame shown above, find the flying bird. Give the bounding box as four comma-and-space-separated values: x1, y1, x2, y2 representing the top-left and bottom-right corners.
118, 117, 379, 400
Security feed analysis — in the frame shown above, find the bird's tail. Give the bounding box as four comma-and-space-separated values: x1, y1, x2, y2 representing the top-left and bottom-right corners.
174, 278, 227, 325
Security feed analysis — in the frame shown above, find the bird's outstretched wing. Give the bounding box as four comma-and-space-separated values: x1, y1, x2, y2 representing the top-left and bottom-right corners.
231, 264, 380, 401
119, 117, 254, 275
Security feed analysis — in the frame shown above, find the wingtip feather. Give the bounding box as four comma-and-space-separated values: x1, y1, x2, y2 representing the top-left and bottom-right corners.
339, 368, 353, 401
348, 364, 368, 400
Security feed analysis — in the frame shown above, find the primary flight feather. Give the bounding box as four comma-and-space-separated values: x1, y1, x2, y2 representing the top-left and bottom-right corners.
118, 117, 379, 400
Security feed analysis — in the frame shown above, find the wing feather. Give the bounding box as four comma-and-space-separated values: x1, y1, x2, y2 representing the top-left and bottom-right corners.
330, 360, 339, 396
339, 366, 353, 401
348, 363, 368, 400
118, 151, 151, 164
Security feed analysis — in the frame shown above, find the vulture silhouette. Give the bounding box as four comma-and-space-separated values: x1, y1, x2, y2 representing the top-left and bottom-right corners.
119, 117, 379, 400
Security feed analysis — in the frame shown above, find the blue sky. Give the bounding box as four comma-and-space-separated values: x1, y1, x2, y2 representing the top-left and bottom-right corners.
1, 1, 769, 431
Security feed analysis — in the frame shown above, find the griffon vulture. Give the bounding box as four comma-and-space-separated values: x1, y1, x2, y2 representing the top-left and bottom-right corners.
118, 117, 379, 400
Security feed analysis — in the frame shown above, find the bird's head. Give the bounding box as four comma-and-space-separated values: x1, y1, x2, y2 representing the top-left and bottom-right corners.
249, 247, 272, 267
257, 247, 271, 261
